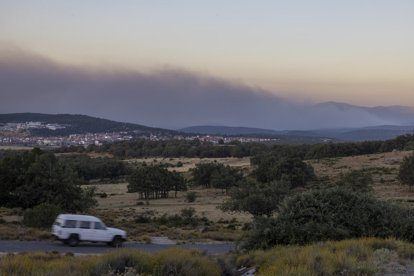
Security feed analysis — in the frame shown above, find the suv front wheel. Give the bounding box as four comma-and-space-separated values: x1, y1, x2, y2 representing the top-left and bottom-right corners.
111, 236, 123, 248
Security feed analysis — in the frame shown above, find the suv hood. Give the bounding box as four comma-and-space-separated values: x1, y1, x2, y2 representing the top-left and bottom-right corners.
107, 227, 127, 237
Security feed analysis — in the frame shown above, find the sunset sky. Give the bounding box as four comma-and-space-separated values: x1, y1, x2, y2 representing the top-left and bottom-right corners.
1, 1, 414, 129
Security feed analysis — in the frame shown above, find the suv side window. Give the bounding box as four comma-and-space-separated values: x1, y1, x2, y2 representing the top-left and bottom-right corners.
63, 220, 77, 228
80, 221, 91, 229
94, 221, 105, 230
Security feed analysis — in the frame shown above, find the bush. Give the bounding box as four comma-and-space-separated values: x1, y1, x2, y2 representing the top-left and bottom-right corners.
23, 203, 62, 228
241, 188, 414, 250
337, 169, 373, 192
153, 248, 221, 276
185, 192, 197, 202
221, 179, 290, 217
181, 207, 196, 219
93, 249, 152, 275
97, 192, 108, 198
399, 153, 414, 189
155, 208, 208, 228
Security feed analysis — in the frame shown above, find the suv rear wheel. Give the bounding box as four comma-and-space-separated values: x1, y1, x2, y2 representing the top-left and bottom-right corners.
67, 234, 79, 247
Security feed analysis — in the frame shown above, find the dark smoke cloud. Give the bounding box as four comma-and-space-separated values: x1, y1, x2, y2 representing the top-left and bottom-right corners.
0, 48, 393, 130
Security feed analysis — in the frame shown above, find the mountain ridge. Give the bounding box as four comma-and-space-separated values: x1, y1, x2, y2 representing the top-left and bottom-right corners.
0, 113, 178, 137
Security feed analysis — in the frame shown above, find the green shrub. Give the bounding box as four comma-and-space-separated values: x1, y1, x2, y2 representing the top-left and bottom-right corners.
185, 192, 197, 202
23, 203, 62, 228
336, 169, 373, 192
221, 179, 290, 217
399, 153, 414, 189
155, 208, 208, 228
241, 188, 414, 250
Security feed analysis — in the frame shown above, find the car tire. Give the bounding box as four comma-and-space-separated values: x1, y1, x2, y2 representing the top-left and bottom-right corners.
67, 234, 79, 247
111, 236, 123, 248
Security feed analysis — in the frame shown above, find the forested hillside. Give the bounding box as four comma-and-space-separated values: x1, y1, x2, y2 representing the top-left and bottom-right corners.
0, 113, 176, 136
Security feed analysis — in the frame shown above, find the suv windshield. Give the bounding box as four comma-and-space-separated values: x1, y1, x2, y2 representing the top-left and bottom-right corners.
94, 221, 106, 230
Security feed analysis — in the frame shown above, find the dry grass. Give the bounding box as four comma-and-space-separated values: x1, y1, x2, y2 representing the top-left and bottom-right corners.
240, 237, 414, 276
85, 190, 246, 242
308, 150, 414, 201
0, 224, 51, 241
93, 151, 414, 227
1, 238, 413, 276
0, 146, 33, 150
0, 248, 221, 276
125, 157, 251, 173
93, 156, 252, 228
91, 184, 251, 223
0, 208, 51, 241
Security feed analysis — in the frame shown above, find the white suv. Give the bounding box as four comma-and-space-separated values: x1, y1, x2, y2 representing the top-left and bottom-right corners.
51, 214, 127, 247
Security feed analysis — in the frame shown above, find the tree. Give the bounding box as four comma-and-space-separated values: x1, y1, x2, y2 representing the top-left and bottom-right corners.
190, 163, 219, 188
399, 153, 414, 190
63, 155, 130, 182
15, 153, 96, 211
0, 149, 96, 212
127, 165, 186, 199
210, 165, 243, 193
253, 156, 315, 187
190, 162, 242, 191
220, 179, 290, 217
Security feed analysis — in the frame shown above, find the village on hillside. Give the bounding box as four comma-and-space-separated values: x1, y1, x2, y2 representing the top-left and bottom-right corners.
0, 121, 279, 147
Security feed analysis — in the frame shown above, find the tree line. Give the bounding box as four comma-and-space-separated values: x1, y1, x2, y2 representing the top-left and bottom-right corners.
56, 134, 414, 161
57, 139, 269, 158
61, 155, 130, 182
0, 148, 96, 212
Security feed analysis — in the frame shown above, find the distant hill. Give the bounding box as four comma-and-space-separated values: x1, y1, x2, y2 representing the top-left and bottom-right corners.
315, 102, 414, 125
3, 113, 414, 143
314, 125, 414, 141
180, 124, 414, 142
179, 125, 336, 144
0, 113, 178, 137
179, 125, 281, 136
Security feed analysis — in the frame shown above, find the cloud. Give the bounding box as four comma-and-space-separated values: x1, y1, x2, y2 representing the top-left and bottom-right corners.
0, 48, 397, 130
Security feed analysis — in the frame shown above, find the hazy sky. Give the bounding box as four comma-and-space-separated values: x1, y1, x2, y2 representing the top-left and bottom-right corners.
1, 1, 414, 128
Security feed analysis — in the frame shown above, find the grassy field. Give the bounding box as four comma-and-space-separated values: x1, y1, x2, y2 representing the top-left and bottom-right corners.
308, 150, 414, 201
95, 151, 414, 223
92, 185, 250, 222
239, 237, 414, 275
0, 247, 222, 276
3, 152, 414, 274
0, 146, 33, 150
2, 152, 414, 243
125, 156, 251, 174
1, 238, 414, 275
